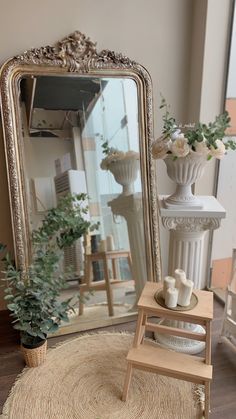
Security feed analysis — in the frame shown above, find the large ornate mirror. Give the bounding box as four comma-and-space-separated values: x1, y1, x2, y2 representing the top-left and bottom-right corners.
0, 31, 161, 335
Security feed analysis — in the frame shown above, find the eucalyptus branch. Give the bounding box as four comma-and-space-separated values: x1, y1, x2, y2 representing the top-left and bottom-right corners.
160, 96, 177, 136
153, 96, 235, 160
0, 193, 99, 345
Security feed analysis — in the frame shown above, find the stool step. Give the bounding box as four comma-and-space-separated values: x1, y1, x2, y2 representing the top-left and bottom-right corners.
80, 279, 134, 291
127, 340, 212, 382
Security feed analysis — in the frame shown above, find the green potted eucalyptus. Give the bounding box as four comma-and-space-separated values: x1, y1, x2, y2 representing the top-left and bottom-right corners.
1, 193, 98, 367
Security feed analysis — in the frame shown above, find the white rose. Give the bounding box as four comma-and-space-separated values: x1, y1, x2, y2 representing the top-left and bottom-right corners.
152, 136, 170, 159
210, 139, 226, 159
194, 139, 209, 156
171, 130, 184, 140
124, 150, 139, 160
171, 136, 190, 157
100, 150, 125, 170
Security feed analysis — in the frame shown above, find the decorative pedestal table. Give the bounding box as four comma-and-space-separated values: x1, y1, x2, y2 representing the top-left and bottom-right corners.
156, 195, 226, 354
108, 193, 147, 300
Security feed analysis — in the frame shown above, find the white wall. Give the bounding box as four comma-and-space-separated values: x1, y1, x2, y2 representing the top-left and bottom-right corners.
211, 2, 236, 264
227, 7, 236, 98
0, 0, 232, 307
212, 149, 236, 261
194, 0, 233, 287
195, 0, 233, 196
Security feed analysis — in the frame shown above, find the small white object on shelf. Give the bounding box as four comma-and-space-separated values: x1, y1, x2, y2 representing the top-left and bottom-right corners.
163, 276, 175, 299
178, 279, 194, 307
85, 245, 91, 255
106, 235, 115, 251
98, 239, 107, 252
165, 287, 179, 308
174, 268, 186, 289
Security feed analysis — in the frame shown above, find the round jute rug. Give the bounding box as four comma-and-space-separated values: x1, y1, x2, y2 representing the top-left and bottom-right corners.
1, 333, 203, 419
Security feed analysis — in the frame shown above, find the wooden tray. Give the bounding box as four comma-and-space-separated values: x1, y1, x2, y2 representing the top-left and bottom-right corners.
154, 289, 198, 311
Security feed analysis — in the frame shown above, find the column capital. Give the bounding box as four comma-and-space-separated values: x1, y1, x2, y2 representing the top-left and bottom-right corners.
162, 216, 222, 232
159, 195, 226, 232
108, 193, 143, 217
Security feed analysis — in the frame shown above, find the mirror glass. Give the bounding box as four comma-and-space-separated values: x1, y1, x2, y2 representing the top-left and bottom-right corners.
19, 74, 147, 332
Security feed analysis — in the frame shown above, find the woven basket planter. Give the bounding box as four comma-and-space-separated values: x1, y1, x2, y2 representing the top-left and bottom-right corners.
21, 339, 47, 367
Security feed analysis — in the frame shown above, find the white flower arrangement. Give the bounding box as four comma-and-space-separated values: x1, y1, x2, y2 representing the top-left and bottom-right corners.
100, 140, 139, 170
152, 98, 236, 160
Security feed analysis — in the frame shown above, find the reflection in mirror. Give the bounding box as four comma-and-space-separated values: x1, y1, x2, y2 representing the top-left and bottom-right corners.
19, 75, 147, 332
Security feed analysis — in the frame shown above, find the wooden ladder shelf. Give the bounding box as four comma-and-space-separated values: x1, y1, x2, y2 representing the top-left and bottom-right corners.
122, 282, 213, 419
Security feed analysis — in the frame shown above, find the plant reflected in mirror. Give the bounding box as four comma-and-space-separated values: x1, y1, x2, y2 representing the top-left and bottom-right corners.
17, 75, 144, 333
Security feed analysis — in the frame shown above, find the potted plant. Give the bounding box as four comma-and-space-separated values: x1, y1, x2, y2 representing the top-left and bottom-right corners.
152, 97, 236, 208
100, 139, 139, 196
1, 193, 98, 367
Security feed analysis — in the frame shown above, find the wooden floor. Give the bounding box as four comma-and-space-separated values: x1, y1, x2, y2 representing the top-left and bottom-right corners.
0, 298, 236, 418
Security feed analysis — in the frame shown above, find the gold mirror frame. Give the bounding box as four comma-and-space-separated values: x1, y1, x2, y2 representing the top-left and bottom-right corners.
0, 31, 161, 283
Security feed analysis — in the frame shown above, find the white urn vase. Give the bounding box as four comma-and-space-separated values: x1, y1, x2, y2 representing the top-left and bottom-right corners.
164, 153, 207, 209
108, 158, 139, 196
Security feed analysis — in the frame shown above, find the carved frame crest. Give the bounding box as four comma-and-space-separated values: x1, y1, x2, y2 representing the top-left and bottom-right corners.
0, 31, 162, 282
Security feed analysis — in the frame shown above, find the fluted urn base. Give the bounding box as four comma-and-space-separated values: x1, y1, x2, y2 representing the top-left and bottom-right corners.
164, 184, 203, 209
163, 154, 207, 209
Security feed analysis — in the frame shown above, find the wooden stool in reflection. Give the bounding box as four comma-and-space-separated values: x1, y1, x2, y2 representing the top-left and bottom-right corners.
79, 250, 133, 317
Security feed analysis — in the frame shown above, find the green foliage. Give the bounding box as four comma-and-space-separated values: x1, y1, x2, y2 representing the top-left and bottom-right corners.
184, 112, 231, 149
224, 138, 236, 151
100, 137, 119, 157
160, 96, 234, 151
32, 193, 97, 249
1, 194, 98, 346
101, 139, 112, 156
160, 96, 177, 137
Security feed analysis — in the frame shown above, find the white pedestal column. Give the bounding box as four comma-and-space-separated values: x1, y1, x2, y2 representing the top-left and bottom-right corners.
155, 195, 226, 353
108, 193, 147, 300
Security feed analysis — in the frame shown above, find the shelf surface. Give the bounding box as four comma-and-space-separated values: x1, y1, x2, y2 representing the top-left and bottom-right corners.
159, 195, 226, 218
138, 282, 213, 321
127, 340, 212, 382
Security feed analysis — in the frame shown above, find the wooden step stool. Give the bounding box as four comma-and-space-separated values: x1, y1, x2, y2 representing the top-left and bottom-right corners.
79, 250, 133, 317
122, 282, 213, 419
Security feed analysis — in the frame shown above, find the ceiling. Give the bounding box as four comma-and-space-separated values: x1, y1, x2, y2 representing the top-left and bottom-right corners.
20, 76, 107, 134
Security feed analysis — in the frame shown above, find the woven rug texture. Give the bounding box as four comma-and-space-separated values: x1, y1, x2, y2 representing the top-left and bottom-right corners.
1, 333, 203, 419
